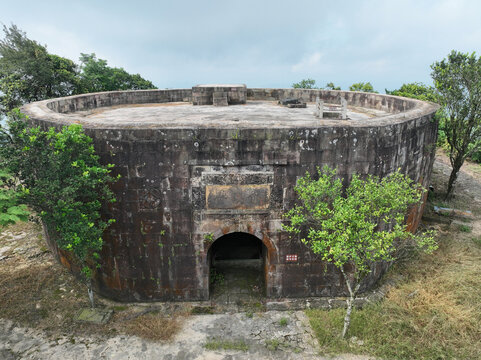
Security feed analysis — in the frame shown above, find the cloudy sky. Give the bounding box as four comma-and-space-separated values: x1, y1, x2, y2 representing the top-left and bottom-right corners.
1, 0, 481, 92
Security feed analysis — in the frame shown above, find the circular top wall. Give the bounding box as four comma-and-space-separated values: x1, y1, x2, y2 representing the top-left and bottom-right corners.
21, 88, 438, 130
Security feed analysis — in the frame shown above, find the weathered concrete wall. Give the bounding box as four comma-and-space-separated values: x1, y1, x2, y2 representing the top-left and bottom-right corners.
22, 88, 439, 302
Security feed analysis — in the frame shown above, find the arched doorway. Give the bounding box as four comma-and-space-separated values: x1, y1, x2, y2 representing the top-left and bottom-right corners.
208, 232, 267, 304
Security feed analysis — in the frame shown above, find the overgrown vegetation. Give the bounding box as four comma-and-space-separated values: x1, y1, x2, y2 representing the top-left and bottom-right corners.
386, 82, 447, 147
349, 82, 377, 93
386, 82, 438, 102
431, 50, 481, 198
307, 232, 481, 359
0, 169, 29, 227
77, 53, 155, 93
0, 24, 156, 116
0, 110, 117, 306
204, 338, 249, 352
292, 78, 317, 89
283, 166, 436, 337
124, 312, 184, 342
292, 79, 341, 90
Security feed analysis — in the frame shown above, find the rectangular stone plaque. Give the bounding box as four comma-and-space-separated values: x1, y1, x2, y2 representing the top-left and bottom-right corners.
206, 184, 270, 210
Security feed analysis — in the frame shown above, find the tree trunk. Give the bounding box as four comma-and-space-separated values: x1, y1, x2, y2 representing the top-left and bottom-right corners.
340, 268, 362, 339
342, 295, 354, 338
87, 279, 95, 308
446, 157, 464, 199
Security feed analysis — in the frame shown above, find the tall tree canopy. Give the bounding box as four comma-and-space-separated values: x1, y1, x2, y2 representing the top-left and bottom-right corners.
0, 25, 79, 114
349, 82, 377, 93
431, 51, 481, 197
385, 82, 439, 103
0, 24, 157, 116
78, 53, 156, 93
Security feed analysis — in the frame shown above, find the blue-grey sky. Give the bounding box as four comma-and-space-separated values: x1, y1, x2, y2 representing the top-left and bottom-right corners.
1, 0, 481, 92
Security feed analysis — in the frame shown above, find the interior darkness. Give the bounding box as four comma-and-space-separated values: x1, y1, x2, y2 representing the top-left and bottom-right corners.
209, 232, 263, 260
208, 232, 267, 303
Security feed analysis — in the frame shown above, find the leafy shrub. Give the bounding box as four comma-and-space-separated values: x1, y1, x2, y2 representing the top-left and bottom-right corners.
0, 110, 117, 282
0, 168, 29, 227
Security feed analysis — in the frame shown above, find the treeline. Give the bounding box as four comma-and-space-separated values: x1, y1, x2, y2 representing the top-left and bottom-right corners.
292, 51, 481, 199
0, 24, 156, 116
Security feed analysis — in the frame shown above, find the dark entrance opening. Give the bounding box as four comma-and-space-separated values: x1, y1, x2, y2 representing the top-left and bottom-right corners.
208, 232, 267, 305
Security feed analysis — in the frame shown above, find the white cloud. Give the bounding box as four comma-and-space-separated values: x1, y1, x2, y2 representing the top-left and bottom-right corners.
291, 52, 323, 73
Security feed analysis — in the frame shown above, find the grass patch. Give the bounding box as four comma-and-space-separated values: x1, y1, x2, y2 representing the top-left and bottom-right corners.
190, 306, 215, 315
306, 234, 481, 359
204, 338, 248, 352
472, 236, 481, 247
112, 305, 128, 312
279, 317, 288, 326
458, 224, 472, 232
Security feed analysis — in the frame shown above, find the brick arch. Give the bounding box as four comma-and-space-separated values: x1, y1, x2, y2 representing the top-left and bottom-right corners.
205, 228, 277, 298
204, 223, 277, 262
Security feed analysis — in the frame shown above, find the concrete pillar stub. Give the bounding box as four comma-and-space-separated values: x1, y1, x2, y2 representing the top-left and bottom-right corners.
192, 84, 247, 106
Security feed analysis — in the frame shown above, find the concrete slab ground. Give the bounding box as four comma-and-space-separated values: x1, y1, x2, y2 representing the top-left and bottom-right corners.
74, 101, 388, 128
0, 313, 376, 360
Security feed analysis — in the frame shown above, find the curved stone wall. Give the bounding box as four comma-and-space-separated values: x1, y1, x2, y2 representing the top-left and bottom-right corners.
22, 88, 439, 302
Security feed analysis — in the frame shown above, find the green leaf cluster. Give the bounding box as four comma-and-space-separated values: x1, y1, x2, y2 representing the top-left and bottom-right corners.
0, 110, 117, 279
77, 53, 156, 93
349, 82, 378, 93
386, 82, 446, 146
0, 25, 156, 116
0, 169, 29, 227
385, 82, 439, 103
292, 78, 318, 89
431, 50, 481, 197
283, 166, 436, 280
0, 25, 79, 115
291, 79, 341, 90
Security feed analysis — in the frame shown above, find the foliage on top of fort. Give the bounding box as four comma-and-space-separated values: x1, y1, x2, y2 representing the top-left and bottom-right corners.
0, 24, 156, 116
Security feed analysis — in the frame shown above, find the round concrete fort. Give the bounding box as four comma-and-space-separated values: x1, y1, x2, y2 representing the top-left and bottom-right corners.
22, 85, 439, 302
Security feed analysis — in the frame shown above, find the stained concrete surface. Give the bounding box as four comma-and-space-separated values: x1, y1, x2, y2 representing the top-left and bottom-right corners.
74, 101, 387, 128
0, 312, 378, 360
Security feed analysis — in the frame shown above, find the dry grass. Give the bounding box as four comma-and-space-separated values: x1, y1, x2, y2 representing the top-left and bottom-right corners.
0, 221, 187, 341
307, 231, 481, 359
123, 312, 186, 342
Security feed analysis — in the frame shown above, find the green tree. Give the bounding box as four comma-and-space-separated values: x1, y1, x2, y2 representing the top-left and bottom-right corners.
325, 82, 341, 90
349, 82, 377, 93
78, 53, 156, 93
283, 166, 435, 338
0, 25, 79, 115
386, 82, 446, 146
0, 110, 117, 307
385, 82, 438, 102
431, 51, 481, 198
292, 78, 317, 89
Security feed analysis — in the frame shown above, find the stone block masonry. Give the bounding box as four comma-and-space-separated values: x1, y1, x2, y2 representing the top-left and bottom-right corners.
192, 84, 246, 106
22, 87, 439, 302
